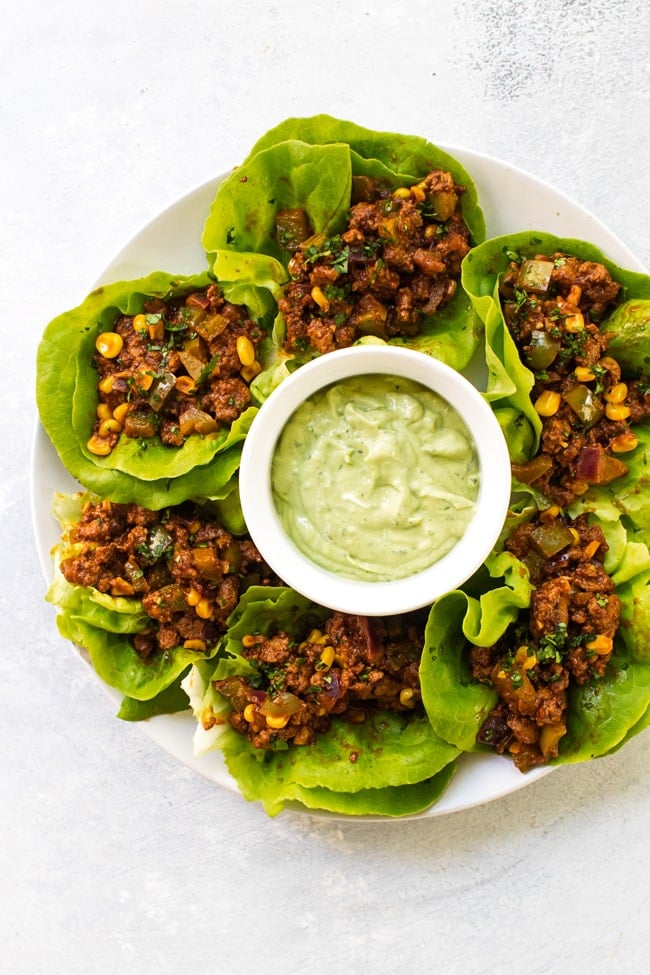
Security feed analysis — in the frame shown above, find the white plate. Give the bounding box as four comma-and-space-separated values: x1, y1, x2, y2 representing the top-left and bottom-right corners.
31, 147, 648, 820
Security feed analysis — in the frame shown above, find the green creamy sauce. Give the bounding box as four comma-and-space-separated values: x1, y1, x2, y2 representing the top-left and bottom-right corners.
271, 374, 480, 582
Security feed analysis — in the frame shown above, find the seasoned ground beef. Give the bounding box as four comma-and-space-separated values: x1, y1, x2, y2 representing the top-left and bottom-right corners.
502, 252, 650, 507
88, 284, 263, 456
213, 610, 427, 749
59, 498, 278, 658
276, 170, 473, 356
471, 511, 620, 772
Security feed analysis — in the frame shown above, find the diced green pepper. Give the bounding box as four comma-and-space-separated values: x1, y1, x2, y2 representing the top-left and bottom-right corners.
525, 330, 561, 370
562, 384, 604, 428
516, 259, 554, 295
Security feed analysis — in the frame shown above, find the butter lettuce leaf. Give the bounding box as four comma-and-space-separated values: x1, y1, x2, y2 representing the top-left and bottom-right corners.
45, 492, 229, 701
204, 140, 353, 269
239, 114, 486, 245
461, 231, 650, 458
117, 674, 191, 721
218, 718, 458, 818
36, 270, 268, 505
420, 551, 533, 751
202, 116, 486, 373
185, 586, 459, 817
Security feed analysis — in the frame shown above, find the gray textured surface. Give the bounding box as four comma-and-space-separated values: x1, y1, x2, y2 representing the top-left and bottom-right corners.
3, 1, 650, 972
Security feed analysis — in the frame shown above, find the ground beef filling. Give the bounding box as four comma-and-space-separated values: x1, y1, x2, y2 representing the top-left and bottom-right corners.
471, 511, 620, 773
59, 499, 277, 658
88, 284, 263, 456
503, 252, 650, 507
213, 611, 426, 749
277, 170, 473, 356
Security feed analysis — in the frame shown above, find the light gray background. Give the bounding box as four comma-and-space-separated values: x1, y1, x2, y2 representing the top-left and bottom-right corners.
3, 1, 649, 972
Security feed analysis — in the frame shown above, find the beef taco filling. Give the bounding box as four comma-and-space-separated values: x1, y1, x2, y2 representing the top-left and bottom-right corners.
213, 610, 427, 749
277, 169, 472, 356
503, 251, 650, 507
88, 284, 263, 457
471, 510, 620, 772
59, 498, 278, 658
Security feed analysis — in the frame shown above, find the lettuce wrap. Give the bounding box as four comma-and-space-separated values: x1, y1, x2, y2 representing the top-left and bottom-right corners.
45, 491, 267, 709
36, 270, 275, 507
420, 502, 650, 767
182, 586, 460, 817
202, 116, 487, 373
461, 231, 650, 461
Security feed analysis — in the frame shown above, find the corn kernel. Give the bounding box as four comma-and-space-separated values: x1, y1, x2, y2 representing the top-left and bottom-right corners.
98, 375, 114, 394
112, 402, 131, 424
399, 688, 416, 707
183, 639, 206, 651
392, 187, 411, 200
243, 704, 256, 723
242, 634, 261, 648
599, 356, 620, 375
586, 635, 613, 655
574, 366, 596, 382
605, 403, 631, 422
265, 713, 290, 730
611, 431, 639, 453
310, 286, 330, 312
410, 183, 427, 202
95, 332, 123, 358
515, 645, 537, 670
132, 313, 148, 333
344, 708, 367, 723
236, 335, 256, 366
604, 382, 628, 404
534, 390, 562, 417
186, 587, 201, 607
307, 629, 323, 643
86, 435, 112, 456
317, 646, 335, 672
96, 403, 113, 420
98, 418, 122, 437
195, 598, 213, 619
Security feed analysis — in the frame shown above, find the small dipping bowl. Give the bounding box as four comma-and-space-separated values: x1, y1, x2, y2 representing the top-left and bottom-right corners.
239, 345, 511, 616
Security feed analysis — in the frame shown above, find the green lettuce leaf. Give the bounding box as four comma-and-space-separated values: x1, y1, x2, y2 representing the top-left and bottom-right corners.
420, 550, 533, 751
117, 674, 191, 721
218, 720, 458, 818
45, 492, 228, 701
204, 140, 353, 268
461, 231, 650, 458
239, 114, 486, 245
55, 613, 215, 701
36, 271, 266, 505
185, 586, 459, 816
202, 116, 486, 372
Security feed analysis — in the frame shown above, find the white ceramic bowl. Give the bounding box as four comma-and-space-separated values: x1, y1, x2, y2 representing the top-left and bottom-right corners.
239, 344, 511, 616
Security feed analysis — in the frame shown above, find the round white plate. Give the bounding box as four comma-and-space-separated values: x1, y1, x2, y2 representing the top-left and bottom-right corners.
31, 147, 647, 820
